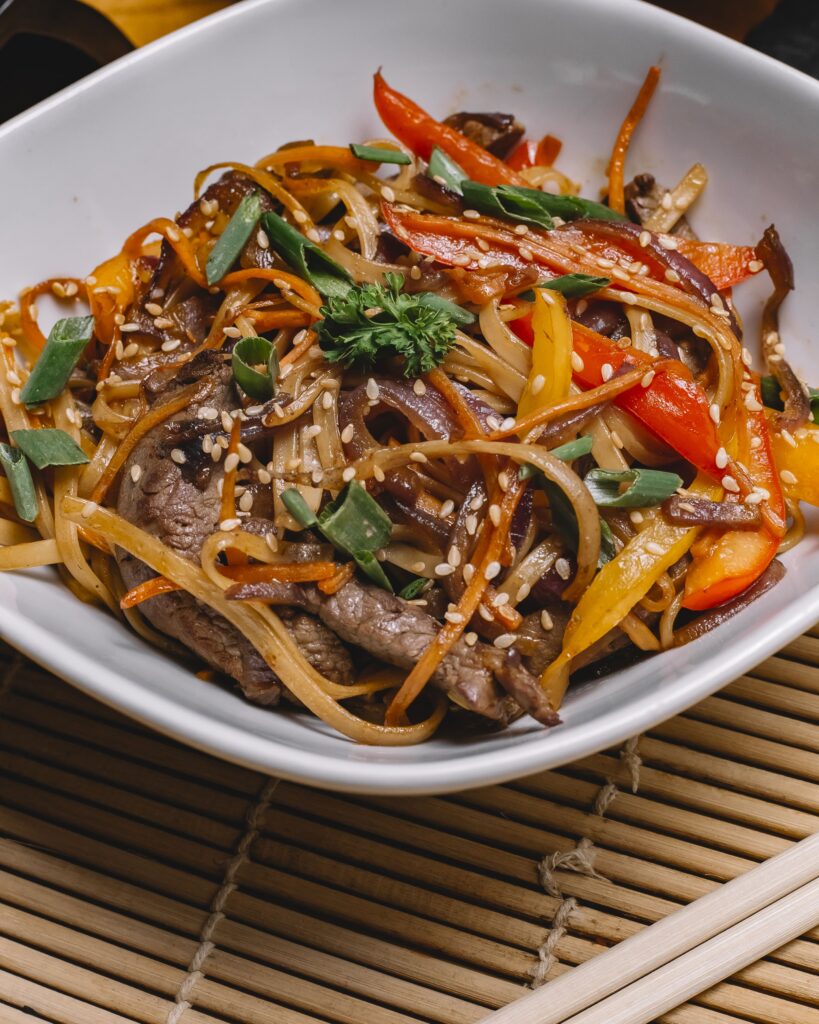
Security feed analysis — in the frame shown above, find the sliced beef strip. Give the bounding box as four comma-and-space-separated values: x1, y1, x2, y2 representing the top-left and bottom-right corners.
116, 350, 353, 701
443, 111, 525, 159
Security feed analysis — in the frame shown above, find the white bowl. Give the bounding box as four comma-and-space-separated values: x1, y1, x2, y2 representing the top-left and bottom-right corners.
1, 0, 817, 794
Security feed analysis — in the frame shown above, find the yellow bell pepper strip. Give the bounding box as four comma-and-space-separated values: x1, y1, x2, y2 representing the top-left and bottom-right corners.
541, 505, 703, 710
768, 418, 819, 507
517, 289, 572, 422
683, 384, 786, 611
373, 71, 527, 187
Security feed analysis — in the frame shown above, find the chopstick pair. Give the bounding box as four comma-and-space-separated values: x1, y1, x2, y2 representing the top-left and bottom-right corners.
483, 831, 819, 1024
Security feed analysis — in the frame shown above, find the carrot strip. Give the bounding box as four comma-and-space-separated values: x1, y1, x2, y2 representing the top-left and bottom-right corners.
280, 328, 317, 368
219, 561, 339, 583
607, 66, 661, 215
219, 417, 242, 525
245, 309, 311, 332
120, 576, 181, 608
317, 561, 355, 595
122, 218, 208, 288
19, 278, 88, 352
220, 267, 323, 311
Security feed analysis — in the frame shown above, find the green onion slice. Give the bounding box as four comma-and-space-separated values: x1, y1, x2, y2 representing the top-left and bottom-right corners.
398, 576, 430, 600
461, 181, 554, 230
415, 292, 475, 326
350, 143, 411, 165
427, 147, 467, 195
542, 274, 611, 298
599, 518, 616, 565
20, 315, 94, 407
206, 193, 264, 286
584, 467, 683, 508
519, 435, 593, 479
262, 212, 352, 298
11, 428, 89, 469
761, 375, 819, 424
318, 480, 392, 555
0, 444, 38, 522
232, 336, 279, 401
281, 488, 318, 528
352, 550, 393, 592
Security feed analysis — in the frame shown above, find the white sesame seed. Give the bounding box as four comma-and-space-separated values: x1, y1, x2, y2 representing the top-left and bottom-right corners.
484, 561, 501, 581
638, 230, 651, 248
596, 257, 615, 269
500, 417, 517, 432
381, 185, 396, 203
342, 466, 357, 482
744, 392, 763, 412
220, 517, 241, 532
571, 352, 585, 373
122, 343, 139, 359
555, 557, 571, 580
462, 563, 476, 584
494, 633, 517, 649
373, 464, 386, 482
236, 442, 252, 464
518, 246, 534, 262
715, 447, 729, 469
322, 390, 334, 410
445, 611, 465, 624
664, 268, 681, 284
645, 541, 665, 556
641, 370, 655, 389
5, 369, 20, 386
450, 254, 472, 267
166, 225, 181, 242
170, 448, 186, 465
435, 562, 455, 577
781, 469, 798, 485
256, 228, 270, 250
492, 592, 510, 607
498, 471, 510, 492
748, 259, 764, 273
620, 292, 637, 305
210, 446, 223, 463
741, 348, 753, 367
488, 504, 501, 527
464, 631, 478, 647
476, 238, 491, 252
465, 514, 478, 536
470, 495, 485, 511
601, 363, 613, 382
304, 424, 323, 439
447, 545, 462, 568
10, 388, 21, 405
486, 415, 501, 431
629, 510, 644, 525
223, 452, 240, 473
661, 192, 673, 210
439, 499, 455, 518
514, 224, 530, 236
515, 583, 531, 603
540, 610, 554, 631
409, 265, 422, 281
306, 228, 321, 244
292, 208, 308, 224
365, 378, 380, 402
744, 491, 763, 505
129, 465, 142, 483
80, 500, 98, 520
780, 429, 797, 449
410, 451, 428, 463
144, 302, 163, 317
709, 403, 721, 425
239, 491, 254, 512
462, 209, 481, 220
120, 322, 139, 333
530, 374, 545, 396
722, 474, 740, 493
340, 423, 355, 445
311, 468, 325, 484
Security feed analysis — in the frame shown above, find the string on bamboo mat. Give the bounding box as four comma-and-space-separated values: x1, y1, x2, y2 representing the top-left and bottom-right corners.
0, 653, 23, 709
531, 735, 643, 987
165, 776, 279, 1024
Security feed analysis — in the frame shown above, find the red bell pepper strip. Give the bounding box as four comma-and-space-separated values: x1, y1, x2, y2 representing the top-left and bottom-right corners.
683, 387, 785, 610
507, 134, 563, 171
674, 239, 760, 291
373, 71, 527, 187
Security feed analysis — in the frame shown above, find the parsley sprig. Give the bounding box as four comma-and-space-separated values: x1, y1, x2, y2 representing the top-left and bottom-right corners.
316, 273, 463, 378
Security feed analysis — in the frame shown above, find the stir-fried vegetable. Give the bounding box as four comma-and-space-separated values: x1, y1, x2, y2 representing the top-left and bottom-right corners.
583, 467, 683, 508
11, 429, 89, 469
517, 288, 572, 420
261, 211, 353, 297
20, 315, 94, 406
0, 444, 38, 522
349, 143, 411, 165
205, 192, 264, 285
232, 335, 279, 401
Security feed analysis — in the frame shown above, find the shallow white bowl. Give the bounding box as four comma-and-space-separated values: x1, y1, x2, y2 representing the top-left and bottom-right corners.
1, 0, 817, 793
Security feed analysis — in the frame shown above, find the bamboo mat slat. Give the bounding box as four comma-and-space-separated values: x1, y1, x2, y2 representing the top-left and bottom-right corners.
1, 637, 819, 1023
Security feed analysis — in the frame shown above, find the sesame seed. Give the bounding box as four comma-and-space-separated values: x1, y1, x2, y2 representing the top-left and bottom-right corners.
239, 491, 254, 512
515, 583, 531, 603
463, 563, 476, 584
311, 469, 325, 484
223, 452, 240, 473
645, 541, 665, 556
410, 451, 428, 463
518, 246, 534, 262
620, 292, 637, 304
465, 514, 478, 536
373, 464, 386, 482
10, 388, 21, 405
709, 403, 721, 425
409, 381, 427, 400
741, 348, 753, 367
170, 448, 186, 465
5, 369, 20, 386
494, 633, 517, 649
220, 518, 241, 532
80, 500, 98, 519
470, 495, 485, 511
540, 610, 554, 631
464, 631, 478, 647
292, 208, 308, 224
498, 471, 510, 492
129, 465, 142, 483
306, 228, 321, 244
638, 230, 651, 248
500, 417, 516, 432
722, 474, 740, 493
744, 392, 763, 412
145, 302, 163, 317
601, 363, 613, 382
120, 322, 139, 333
555, 557, 571, 580
629, 510, 644, 525
597, 257, 615, 269
486, 415, 501, 431
641, 370, 655, 389
484, 561, 501, 581
781, 469, 798, 485
571, 352, 585, 373
462, 209, 481, 220
514, 224, 529, 236
488, 503, 501, 527
304, 424, 322, 439
365, 378, 380, 402
166, 225, 181, 242
236, 443, 252, 464
447, 546, 462, 568
439, 499, 455, 518
342, 466, 357, 482
381, 185, 396, 203
322, 390, 334, 410
435, 562, 455, 577
664, 268, 681, 283
715, 447, 729, 469
210, 446, 223, 463
748, 259, 764, 273
256, 228, 270, 250
492, 592, 510, 607
530, 374, 545, 396
122, 343, 139, 359
661, 192, 673, 210
451, 254, 472, 267
744, 491, 763, 505
781, 429, 797, 448
340, 423, 355, 445
477, 238, 491, 252
410, 561, 427, 574
409, 265, 422, 280
445, 611, 465, 624
611, 267, 630, 282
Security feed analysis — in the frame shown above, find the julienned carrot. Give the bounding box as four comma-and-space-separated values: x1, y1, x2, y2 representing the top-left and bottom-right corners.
122, 217, 208, 288
220, 267, 323, 310
245, 309, 311, 332
373, 71, 527, 187
219, 561, 339, 583
317, 561, 355, 595
19, 278, 88, 353
608, 66, 661, 215
120, 576, 181, 608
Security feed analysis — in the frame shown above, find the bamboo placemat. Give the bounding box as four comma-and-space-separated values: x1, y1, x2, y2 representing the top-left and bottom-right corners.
0, 630, 817, 1024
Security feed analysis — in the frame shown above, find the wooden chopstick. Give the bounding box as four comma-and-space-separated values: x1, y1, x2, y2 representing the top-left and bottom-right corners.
482, 830, 819, 1023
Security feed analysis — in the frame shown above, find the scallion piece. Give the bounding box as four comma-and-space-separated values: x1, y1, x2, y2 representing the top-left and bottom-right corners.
206, 193, 264, 286
398, 576, 430, 600
761, 374, 819, 423
519, 435, 593, 478
11, 428, 89, 469
232, 336, 278, 401
352, 550, 394, 592
427, 147, 467, 195
350, 143, 411, 165
542, 274, 611, 299
261, 211, 353, 299
318, 480, 392, 555
20, 315, 94, 407
281, 488, 318, 528
461, 181, 554, 230
599, 518, 616, 565
0, 444, 37, 522
415, 292, 475, 326
583, 467, 683, 508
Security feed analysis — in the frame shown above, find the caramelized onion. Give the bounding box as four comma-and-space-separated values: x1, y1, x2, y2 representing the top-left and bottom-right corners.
673, 560, 785, 645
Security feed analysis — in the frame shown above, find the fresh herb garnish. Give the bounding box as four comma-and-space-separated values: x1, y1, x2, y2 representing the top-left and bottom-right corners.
350, 143, 411, 165
232, 336, 278, 401
427, 146, 467, 195
583, 467, 683, 508
282, 480, 394, 591
317, 272, 461, 377
460, 181, 627, 230
0, 444, 37, 522
261, 211, 353, 298
20, 315, 94, 407
206, 192, 264, 286
761, 375, 819, 424
11, 428, 88, 469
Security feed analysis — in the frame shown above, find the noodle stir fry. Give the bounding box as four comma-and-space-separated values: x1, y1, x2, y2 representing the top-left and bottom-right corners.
1, 68, 816, 743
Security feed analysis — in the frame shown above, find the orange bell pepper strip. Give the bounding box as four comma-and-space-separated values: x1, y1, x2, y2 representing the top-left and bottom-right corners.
674, 239, 761, 291
373, 71, 527, 186
683, 384, 786, 611
608, 66, 661, 215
